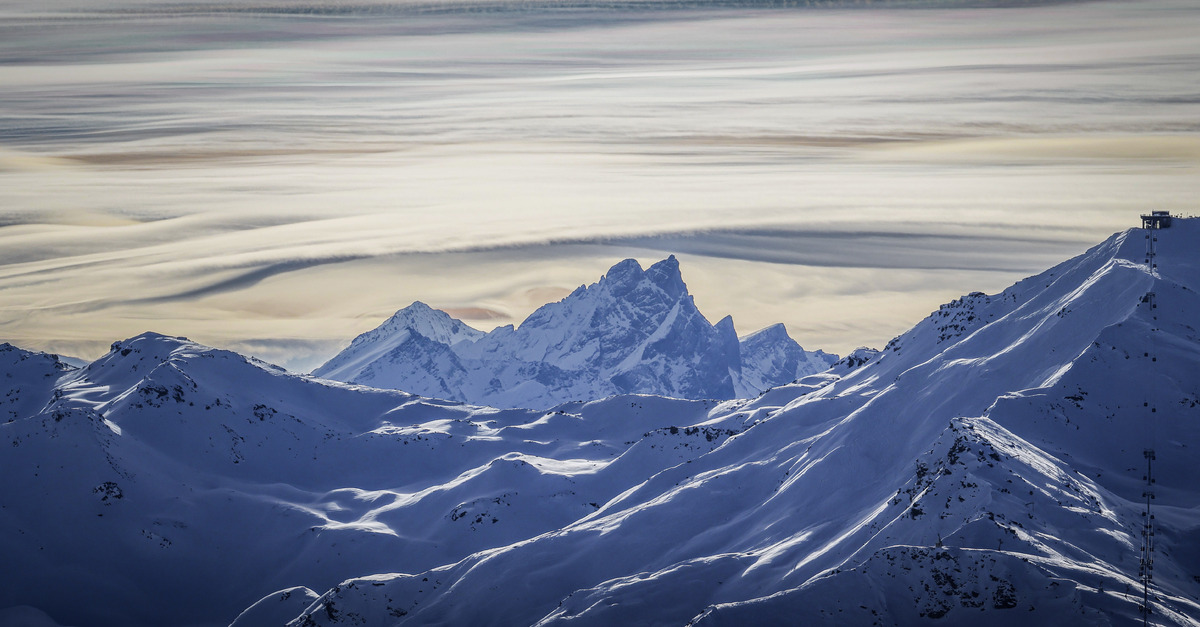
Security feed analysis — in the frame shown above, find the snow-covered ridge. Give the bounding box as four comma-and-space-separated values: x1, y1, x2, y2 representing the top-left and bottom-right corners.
278, 218, 1200, 626
2, 331, 741, 626
313, 255, 837, 409
2, 219, 1199, 626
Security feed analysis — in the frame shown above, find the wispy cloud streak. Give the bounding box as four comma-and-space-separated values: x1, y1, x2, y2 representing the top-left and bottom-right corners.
1, 0, 1197, 369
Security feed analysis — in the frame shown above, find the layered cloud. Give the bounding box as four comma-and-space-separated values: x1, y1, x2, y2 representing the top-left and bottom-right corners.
1, 0, 1197, 370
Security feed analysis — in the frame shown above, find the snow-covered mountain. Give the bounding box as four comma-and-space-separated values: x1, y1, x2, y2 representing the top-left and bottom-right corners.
0, 333, 729, 627
313, 256, 836, 409
733, 322, 838, 397
2, 219, 1200, 627
314, 301, 484, 382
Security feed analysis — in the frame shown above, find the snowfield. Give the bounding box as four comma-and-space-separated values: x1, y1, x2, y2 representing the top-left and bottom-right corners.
2, 220, 1199, 626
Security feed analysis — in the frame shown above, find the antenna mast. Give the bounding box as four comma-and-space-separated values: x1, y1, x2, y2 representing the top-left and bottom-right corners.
1138, 217, 1164, 625
1140, 448, 1155, 626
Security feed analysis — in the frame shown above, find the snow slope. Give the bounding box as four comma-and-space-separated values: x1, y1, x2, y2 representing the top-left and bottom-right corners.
0, 334, 731, 626
1, 220, 1199, 626
312, 256, 836, 409
278, 220, 1200, 625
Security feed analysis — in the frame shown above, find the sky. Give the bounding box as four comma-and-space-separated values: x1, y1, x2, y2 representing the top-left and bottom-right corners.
1, 0, 1198, 372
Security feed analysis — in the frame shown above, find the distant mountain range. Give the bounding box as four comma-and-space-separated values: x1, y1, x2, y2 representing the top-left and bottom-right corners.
313, 256, 837, 409
3, 220, 1200, 626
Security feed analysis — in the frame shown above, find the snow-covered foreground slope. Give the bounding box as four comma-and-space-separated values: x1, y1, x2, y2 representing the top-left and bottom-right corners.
0, 334, 732, 626
313, 256, 836, 409
275, 220, 1200, 626
2, 221, 1200, 626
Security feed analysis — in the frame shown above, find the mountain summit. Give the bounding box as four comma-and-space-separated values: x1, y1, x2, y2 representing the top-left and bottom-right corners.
313, 256, 836, 408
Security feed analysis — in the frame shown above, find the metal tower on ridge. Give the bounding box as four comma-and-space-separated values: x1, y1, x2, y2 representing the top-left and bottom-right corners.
1139, 214, 1165, 626
1140, 449, 1156, 626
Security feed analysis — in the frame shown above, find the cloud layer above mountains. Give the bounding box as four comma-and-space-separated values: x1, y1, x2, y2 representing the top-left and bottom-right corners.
1, 0, 1198, 370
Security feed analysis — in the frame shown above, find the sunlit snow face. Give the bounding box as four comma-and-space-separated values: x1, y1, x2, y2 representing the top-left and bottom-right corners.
1, 0, 1198, 370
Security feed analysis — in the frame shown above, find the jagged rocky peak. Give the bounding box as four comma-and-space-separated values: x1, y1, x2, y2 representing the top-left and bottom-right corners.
601, 257, 644, 284
598, 255, 683, 291
515, 256, 690, 338
644, 255, 686, 295
314, 256, 836, 409
572, 255, 687, 318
